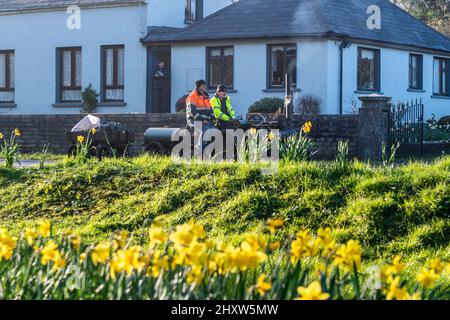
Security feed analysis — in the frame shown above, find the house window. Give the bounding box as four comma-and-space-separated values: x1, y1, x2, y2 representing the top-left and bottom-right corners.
58, 47, 82, 102
409, 54, 423, 90
0, 50, 15, 103
185, 0, 202, 23
207, 46, 234, 89
357, 47, 380, 91
102, 45, 125, 102
433, 57, 449, 96
268, 44, 297, 88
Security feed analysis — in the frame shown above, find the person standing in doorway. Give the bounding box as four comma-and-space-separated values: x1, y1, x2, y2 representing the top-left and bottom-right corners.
153, 61, 169, 113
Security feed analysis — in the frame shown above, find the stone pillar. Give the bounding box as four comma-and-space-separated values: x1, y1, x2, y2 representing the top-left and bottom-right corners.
357, 94, 391, 161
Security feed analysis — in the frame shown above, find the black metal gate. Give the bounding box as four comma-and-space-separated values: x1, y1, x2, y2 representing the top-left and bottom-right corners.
389, 98, 424, 157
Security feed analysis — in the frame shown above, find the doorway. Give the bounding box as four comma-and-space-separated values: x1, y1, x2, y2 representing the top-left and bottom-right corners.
147, 47, 171, 113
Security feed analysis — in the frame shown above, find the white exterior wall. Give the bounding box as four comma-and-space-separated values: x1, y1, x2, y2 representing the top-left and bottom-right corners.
147, 0, 186, 28
171, 39, 331, 116
172, 40, 287, 116
298, 40, 329, 113
172, 38, 450, 118
328, 40, 450, 118
0, 5, 148, 115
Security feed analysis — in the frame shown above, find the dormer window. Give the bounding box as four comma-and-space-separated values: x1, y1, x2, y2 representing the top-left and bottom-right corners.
185, 0, 202, 24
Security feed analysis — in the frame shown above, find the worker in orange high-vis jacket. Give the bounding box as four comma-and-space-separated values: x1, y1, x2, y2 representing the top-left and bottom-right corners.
186, 80, 215, 151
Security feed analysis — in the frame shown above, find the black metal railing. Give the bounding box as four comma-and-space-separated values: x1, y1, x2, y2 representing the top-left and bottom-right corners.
388, 98, 424, 157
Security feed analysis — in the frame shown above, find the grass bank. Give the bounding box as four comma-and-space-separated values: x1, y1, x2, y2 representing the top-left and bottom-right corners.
1, 155, 449, 266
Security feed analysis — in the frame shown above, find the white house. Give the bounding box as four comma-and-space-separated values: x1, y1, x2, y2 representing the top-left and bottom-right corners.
1, 0, 450, 119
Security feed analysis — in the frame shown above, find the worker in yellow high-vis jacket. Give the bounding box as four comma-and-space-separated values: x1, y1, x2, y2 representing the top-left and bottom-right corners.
210, 84, 237, 130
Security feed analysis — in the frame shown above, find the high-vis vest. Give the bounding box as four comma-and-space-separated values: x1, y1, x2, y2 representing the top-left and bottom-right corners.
186, 90, 214, 125
210, 95, 236, 121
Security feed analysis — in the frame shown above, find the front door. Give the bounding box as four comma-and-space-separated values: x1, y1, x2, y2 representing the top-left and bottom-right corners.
147, 47, 171, 113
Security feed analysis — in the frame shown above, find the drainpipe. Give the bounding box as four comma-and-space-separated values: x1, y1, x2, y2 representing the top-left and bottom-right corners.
339, 40, 352, 115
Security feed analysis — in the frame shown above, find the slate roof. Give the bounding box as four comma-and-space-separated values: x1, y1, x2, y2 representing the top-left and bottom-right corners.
0, 0, 144, 13
142, 0, 450, 54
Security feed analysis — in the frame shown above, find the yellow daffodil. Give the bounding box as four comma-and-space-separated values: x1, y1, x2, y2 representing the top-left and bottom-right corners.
37, 220, 51, 238
317, 227, 333, 248
14, 128, 21, 137
380, 265, 393, 283
255, 274, 272, 296
184, 240, 208, 266
80, 253, 86, 263
0, 132, 3, 139
91, 241, 111, 265
205, 238, 215, 250
268, 241, 280, 251
41, 240, 65, 271
302, 121, 312, 134
333, 240, 362, 273
149, 223, 167, 247
245, 234, 267, 251
110, 246, 145, 279
169, 220, 204, 249
406, 292, 421, 300
91, 128, 97, 135
40, 240, 59, 265
250, 128, 257, 136
24, 228, 38, 246
70, 235, 81, 251
386, 276, 408, 300
186, 265, 204, 284
416, 268, 439, 289
114, 230, 130, 249
267, 217, 284, 234
428, 258, 445, 274
52, 254, 66, 271
296, 281, 329, 300
390, 256, 405, 274
233, 241, 267, 271
0, 228, 17, 261
267, 132, 275, 141
148, 250, 169, 278
77, 135, 85, 144
291, 230, 319, 262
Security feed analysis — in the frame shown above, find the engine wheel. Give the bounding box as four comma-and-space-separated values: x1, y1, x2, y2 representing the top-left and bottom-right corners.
145, 141, 165, 155
97, 146, 112, 160
68, 146, 77, 157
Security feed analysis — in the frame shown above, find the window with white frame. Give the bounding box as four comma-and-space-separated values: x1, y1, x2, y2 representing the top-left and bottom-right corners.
433, 57, 449, 96
357, 47, 380, 92
0, 50, 15, 103
207, 46, 234, 90
58, 47, 82, 102
268, 44, 297, 88
409, 54, 423, 90
102, 45, 125, 102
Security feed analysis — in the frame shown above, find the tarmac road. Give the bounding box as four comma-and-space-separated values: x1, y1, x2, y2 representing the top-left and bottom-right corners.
0, 159, 54, 168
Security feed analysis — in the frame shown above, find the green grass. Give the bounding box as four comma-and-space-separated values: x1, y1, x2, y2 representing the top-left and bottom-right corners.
1, 155, 449, 268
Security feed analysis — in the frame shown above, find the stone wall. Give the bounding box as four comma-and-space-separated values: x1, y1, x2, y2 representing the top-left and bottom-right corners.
293, 115, 359, 159
0, 113, 360, 159
0, 114, 186, 155
1, 95, 389, 160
